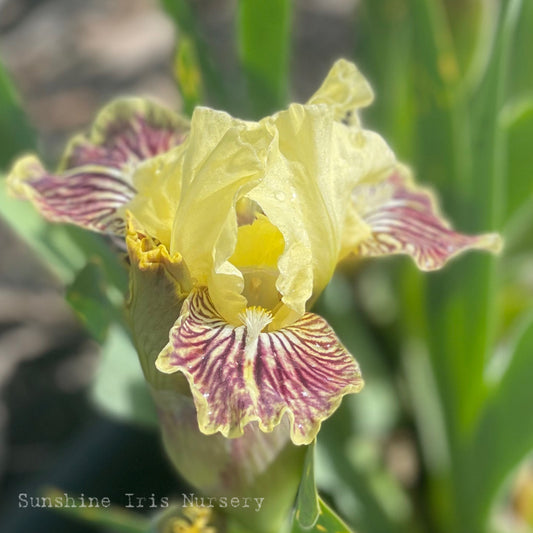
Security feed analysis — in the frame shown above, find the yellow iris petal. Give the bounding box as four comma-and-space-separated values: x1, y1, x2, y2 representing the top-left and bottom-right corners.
230, 214, 285, 310
127, 66, 396, 329
306, 58, 374, 125
128, 150, 184, 248
126, 60, 395, 330
230, 214, 284, 268
247, 104, 395, 328
169, 107, 274, 325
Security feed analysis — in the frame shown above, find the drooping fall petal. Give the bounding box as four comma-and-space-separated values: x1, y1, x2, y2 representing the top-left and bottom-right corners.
156, 288, 363, 446
7, 99, 189, 235
61, 98, 189, 169
8, 156, 136, 234
350, 168, 502, 269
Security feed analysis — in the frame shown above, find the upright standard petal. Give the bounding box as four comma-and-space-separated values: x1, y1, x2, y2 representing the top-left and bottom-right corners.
127, 149, 186, 248
168, 107, 274, 325
156, 288, 364, 446
7, 99, 189, 235
248, 104, 395, 328
306, 58, 374, 125
348, 167, 502, 269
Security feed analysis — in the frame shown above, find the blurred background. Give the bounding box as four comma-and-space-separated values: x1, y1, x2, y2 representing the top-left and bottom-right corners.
0, 0, 532, 532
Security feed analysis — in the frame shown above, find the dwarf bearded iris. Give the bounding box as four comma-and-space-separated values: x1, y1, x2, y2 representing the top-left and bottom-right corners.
7, 59, 501, 447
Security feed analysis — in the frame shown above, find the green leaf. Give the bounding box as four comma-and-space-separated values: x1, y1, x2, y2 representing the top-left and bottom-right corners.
502, 99, 533, 222
66, 260, 115, 343
0, 60, 36, 169
420, 4, 523, 531
355, 0, 414, 158
292, 497, 355, 533
406, 0, 460, 197
396, 0, 492, 446
160, 0, 229, 110
470, 310, 533, 522
91, 325, 158, 429
358, 2, 523, 532
313, 498, 354, 533
293, 442, 319, 528
316, 400, 407, 533
422, 0, 521, 436
173, 35, 204, 115
237, 0, 292, 118
291, 442, 356, 533
0, 177, 128, 294
443, 0, 499, 83
468, 0, 523, 229
507, 0, 533, 102
438, 0, 522, 432
0, 177, 87, 283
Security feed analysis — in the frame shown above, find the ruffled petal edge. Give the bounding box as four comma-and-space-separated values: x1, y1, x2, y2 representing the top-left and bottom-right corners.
156, 288, 363, 445
7, 98, 189, 235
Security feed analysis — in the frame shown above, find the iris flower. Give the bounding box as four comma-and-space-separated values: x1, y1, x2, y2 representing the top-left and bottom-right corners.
7, 60, 501, 446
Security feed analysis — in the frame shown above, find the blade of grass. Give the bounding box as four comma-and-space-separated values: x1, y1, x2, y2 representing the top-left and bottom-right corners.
442, 1, 522, 531
293, 443, 319, 528
292, 497, 355, 533
66, 260, 116, 343
501, 98, 533, 224
160, 0, 229, 110
292, 442, 356, 533
316, 275, 411, 532
506, 0, 533, 102
0, 177, 128, 292
91, 324, 158, 428
470, 308, 533, 525
372, 1, 520, 532
0, 59, 35, 168
173, 34, 204, 115
237, 0, 292, 118
410, 0, 518, 450
355, 0, 415, 159
0, 178, 86, 282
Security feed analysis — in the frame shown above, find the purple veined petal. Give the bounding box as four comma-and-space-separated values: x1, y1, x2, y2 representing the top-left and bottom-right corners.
156, 288, 364, 446
61, 98, 189, 170
352, 170, 502, 270
8, 156, 135, 234
7, 99, 189, 235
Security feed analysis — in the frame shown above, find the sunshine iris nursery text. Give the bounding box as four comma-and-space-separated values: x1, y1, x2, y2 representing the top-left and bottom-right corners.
17, 492, 264, 512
